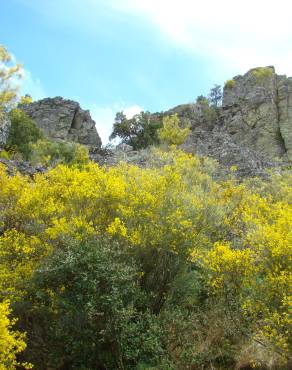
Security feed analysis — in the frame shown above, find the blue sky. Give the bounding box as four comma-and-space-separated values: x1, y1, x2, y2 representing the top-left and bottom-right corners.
2, 0, 292, 143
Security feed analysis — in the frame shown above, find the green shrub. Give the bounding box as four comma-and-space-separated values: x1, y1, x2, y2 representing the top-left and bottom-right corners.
6, 108, 43, 160
224, 79, 235, 89
0, 149, 10, 160
196, 95, 209, 105
193, 95, 218, 127
252, 67, 273, 82
17, 238, 165, 370
30, 139, 89, 166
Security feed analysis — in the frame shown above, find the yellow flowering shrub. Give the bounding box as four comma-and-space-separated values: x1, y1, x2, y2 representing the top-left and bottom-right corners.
203, 178, 292, 362
0, 300, 31, 370
0, 148, 291, 367
158, 114, 190, 145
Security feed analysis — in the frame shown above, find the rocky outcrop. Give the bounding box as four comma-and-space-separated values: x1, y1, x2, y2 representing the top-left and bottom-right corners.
0, 114, 11, 148
183, 126, 277, 178
222, 66, 292, 161
167, 66, 292, 176
0, 157, 46, 177
277, 75, 292, 161
11, 68, 291, 178
19, 97, 102, 148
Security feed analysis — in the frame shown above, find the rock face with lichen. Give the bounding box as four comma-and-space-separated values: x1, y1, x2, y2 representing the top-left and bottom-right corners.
172, 66, 292, 176
19, 97, 102, 148
277, 74, 292, 161
0, 114, 11, 148
222, 66, 290, 160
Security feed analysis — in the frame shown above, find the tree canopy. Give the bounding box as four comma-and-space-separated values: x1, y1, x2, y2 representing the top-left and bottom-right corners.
110, 111, 162, 149
0, 46, 22, 116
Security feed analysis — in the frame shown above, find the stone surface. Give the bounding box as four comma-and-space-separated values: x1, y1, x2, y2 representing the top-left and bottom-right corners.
0, 157, 46, 177
19, 97, 102, 148
0, 114, 11, 148
222, 66, 291, 160
182, 126, 277, 178
277, 76, 292, 161
170, 66, 292, 176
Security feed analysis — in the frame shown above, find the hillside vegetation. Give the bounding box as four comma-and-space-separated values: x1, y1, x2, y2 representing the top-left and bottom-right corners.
0, 148, 291, 369
0, 45, 291, 370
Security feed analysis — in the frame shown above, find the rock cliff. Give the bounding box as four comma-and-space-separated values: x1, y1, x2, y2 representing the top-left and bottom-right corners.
19, 97, 102, 148
168, 66, 292, 176
222, 66, 292, 161
9, 67, 292, 177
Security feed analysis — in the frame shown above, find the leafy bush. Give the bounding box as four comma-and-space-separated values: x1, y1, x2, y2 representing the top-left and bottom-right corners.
252, 67, 274, 82
18, 238, 164, 370
6, 109, 43, 160
5, 107, 88, 166
196, 95, 209, 104
29, 139, 89, 166
193, 96, 218, 127
158, 114, 190, 146
224, 79, 235, 89
0, 149, 10, 160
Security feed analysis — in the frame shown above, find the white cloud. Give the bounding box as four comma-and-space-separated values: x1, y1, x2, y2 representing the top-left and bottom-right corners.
88, 103, 143, 145
111, 0, 292, 76
17, 0, 292, 76
123, 105, 143, 119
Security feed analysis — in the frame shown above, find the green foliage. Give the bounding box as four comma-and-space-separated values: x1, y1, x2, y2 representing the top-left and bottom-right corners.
6, 109, 43, 160
29, 139, 89, 166
110, 111, 162, 150
224, 79, 235, 89
0, 149, 10, 160
19, 95, 32, 105
158, 114, 190, 146
208, 84, 222, 107
18, 238, 164, 370
252, 67, 274, 82
5, 107, 88, 166
196, 95, 209, 104
0, 45, 22, 116
0, 148, 291, 369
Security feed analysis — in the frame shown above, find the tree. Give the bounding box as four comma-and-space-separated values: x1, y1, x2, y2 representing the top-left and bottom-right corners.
196, 95, 209, 105
0, 46, 22, 116
110, 111, 162, 150
6, 109, 43, 160
208, 84, 222, 107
